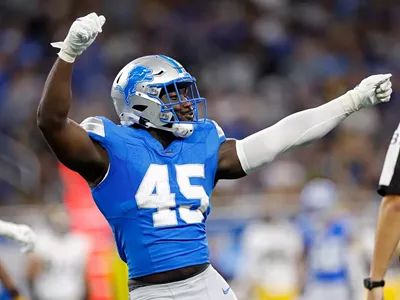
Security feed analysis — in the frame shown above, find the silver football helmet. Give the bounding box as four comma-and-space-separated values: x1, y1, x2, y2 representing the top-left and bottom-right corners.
111, 55, 207, 138
300, 178, 338, 212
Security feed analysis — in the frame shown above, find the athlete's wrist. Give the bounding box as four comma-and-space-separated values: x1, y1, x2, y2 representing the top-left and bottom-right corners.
338, 90, 359, 114
364, 277, 385, 290
57, 50, 76, 64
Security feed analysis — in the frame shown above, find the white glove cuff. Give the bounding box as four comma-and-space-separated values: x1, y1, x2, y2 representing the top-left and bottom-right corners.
57, 50, 76, 63
51, 42, 76, 63
339, 90, 361, 113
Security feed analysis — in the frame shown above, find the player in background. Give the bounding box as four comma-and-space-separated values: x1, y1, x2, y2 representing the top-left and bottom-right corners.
37, 12, 393, 300
235, 215, 303, 300
26, 204, 91, 300
0, 261, 24, 300
0, 220, 36, 300
365, 123, 400, 300
296, 178, 364, 300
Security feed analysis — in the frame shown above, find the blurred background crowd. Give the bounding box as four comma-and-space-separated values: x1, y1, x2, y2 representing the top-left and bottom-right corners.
1, 0, 400, 299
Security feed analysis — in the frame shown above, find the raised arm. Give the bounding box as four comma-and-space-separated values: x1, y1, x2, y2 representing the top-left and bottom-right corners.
216, 74, 393, 180
37, 13, 108, 185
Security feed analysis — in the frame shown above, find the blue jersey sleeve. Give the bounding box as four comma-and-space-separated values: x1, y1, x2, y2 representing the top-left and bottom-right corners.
80, 116, 125, 149
210, 120, 226, 146
80, 116, 110, 145
197, 120, 226, 187
80, 116, 128, 181
295, 216, 314, 250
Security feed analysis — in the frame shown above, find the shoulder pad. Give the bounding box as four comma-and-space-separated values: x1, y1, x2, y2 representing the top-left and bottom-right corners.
80, 117, 105, 137
210, 120, 225, 139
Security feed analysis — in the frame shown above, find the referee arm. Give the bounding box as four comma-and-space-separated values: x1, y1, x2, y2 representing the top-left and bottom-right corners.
369, 195, 400, 280
367, 125, 400, 299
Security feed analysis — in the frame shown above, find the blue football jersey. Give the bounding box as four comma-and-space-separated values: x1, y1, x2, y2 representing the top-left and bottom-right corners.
297, 215, 351, 282
80, 117, 226, 278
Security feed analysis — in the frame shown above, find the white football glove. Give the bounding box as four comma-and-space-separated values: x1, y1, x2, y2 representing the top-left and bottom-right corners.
13, 224, 36, 254
51, 12, 106, 63
342, 74, 393, 113
0, 220, 36, 253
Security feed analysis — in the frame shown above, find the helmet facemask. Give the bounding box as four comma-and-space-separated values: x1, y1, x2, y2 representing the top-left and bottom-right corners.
148, 77, 207, 124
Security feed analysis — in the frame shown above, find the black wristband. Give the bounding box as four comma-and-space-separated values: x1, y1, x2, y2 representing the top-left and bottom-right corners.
8, 288, 20, 297
363, 278, 385, 290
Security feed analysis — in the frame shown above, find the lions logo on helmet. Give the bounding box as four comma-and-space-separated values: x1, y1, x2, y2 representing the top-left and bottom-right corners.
114, 65, 154, 105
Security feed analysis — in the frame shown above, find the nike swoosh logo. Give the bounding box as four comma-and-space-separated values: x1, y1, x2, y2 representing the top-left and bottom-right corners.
222, 287, 231, 295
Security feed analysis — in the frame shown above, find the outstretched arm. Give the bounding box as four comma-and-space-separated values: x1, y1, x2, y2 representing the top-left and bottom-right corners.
37, 13, 108, 186
216, 74, 392, 179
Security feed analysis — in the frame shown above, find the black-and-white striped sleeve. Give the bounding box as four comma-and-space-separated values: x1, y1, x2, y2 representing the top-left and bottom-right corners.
378, 122, 400, 196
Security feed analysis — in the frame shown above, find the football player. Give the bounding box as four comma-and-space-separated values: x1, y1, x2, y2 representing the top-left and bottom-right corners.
0, 220, 35, 299
237, 215, 303, 300
365, 123, 400, 300
26, 204, 91, 300
0, 261, 24, 300
296, 179, 362, 300
37, 12, 393, 300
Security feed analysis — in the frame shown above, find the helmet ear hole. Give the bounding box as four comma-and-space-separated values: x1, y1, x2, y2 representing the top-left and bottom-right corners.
132, 105, 147, 112
154, 70, 164, 76
116, 72, 123, 84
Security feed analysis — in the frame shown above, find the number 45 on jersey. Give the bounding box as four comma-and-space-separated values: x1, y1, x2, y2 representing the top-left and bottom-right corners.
135, 164, 210, 227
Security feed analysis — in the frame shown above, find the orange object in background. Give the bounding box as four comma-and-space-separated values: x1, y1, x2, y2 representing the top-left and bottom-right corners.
58, 163, 115, 300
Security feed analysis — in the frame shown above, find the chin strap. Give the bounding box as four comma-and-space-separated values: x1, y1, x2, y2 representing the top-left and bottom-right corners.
171, 123, 194, 138
120, 113, 194, 138
146, 121, 194, 138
